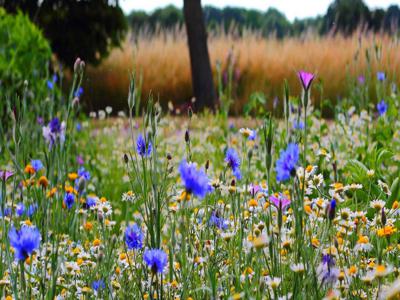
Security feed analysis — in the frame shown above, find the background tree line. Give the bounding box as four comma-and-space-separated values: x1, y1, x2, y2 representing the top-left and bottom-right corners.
128, 0, 400, 38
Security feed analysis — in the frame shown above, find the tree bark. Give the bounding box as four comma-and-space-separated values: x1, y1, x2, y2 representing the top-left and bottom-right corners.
183, 0, 216, 111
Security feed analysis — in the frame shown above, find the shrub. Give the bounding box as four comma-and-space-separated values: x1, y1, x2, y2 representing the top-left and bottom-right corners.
0, 8, 52, 95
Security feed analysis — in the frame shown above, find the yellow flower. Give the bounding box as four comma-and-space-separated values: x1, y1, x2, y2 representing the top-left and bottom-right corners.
377, 225, 397, 237
84, 222, 93, 231
38, 176, 49, 188
392, 201, 399, 210
312, 238, 320, 247
357, 236, 369, 244
348, 266, 357, 276
68, 173, 78, 180
248, 199, 258, 207
24, 164, 35, 174
93, 239, 101, 247
47, 187, 57, 198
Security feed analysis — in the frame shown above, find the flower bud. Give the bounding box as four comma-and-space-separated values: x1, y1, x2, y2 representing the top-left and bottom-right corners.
185, 130, 190, 143
74, 57, 81, 73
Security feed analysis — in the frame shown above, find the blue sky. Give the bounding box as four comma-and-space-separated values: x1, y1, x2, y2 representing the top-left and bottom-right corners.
120, 0, 397, 21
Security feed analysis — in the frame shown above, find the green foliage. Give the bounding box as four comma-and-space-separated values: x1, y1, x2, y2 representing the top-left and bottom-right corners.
0, 8, 51, 95
2, 0, 127, 67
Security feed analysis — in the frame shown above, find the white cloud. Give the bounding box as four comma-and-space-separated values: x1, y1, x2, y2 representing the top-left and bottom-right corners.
120, 0, 398, 21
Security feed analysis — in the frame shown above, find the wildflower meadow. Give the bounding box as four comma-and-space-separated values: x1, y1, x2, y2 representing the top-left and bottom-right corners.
2, 3, 400, 300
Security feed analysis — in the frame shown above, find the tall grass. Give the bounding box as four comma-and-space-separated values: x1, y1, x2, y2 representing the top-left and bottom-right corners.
84, 28, 400, 114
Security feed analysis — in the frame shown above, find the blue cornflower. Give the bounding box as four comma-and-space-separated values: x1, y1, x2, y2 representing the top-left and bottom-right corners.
49, 117, 61, 133
317, 254, 339, 285
16, 203, 25, 217
377, 100, 388, 116
8, 226, 41, 261
86, 196, 97, 208
248, 130, 257, 141
43, 117, 65, 148
136, 134, 152, 157
293, 121, 304, 130
31, 160, 44, 172
64, 193, 75, 210
92, 279, 105, 291
377, 72, 385, 81
27, 204, 37, 217
225, 148, 241, 180
179, 160, 211, 199
76, 123, 82, 132
75, 87, 84, 98
143, 249, 168, 273
0, 207, 11, 218
125, 224, 144, 250
78, 167, 90, 181
275, 143, 299, 182
209, 212, 229, 230
328, 199, 336, 220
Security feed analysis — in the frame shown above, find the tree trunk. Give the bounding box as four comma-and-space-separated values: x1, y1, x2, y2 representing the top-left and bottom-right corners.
183, 0, 216, 111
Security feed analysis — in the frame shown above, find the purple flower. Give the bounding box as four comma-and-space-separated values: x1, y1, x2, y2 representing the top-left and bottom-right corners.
179, 160, 211, 199
8, 226, 41, 261
275, 143, 299, 182
49, 117, 61, 133
269, 194, 291, 210
125, 224, 143, 250
358, 75, 365, 85
377, 100, 388, 116
42, 118, 66, 147
136, 134, 152, 157
225, 148, 241, 180
0, 170, 14, 182
377, 72, 385, 81
143, 249, 168, 273
298, 70, 315, 91
317, 254, 339, 285
77, 155, 84, 165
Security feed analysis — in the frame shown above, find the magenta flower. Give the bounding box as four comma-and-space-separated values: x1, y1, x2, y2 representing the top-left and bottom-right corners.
298, 71, 315, 91
270, 194, 291, 210
0, 170, 14, 182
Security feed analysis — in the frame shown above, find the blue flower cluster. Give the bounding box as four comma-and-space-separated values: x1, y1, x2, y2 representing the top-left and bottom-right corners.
143, 249, 168, 273
179, 160, 211, 199
8, 226, 41, 261
136, 134, 152, 157
225, 148, 241, 180
125, 223, 144, 250
275, 143, 299, 182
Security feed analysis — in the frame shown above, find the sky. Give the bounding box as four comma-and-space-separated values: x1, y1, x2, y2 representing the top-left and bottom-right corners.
120, 0, 397, 21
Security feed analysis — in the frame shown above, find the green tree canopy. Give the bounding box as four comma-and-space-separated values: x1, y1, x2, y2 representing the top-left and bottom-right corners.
1, 0, 127, 67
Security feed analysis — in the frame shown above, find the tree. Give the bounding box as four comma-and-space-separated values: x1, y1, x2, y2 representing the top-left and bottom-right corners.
321, 0, 371, 35
383, 5, 400, 33
183, 0, 216, 111
1, 0, 127, 67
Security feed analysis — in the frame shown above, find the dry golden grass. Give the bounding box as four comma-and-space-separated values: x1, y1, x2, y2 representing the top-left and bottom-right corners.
84, 29, 400, 113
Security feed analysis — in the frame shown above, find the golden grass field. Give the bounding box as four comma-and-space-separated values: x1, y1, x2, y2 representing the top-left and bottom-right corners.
84, 29, 400, 113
